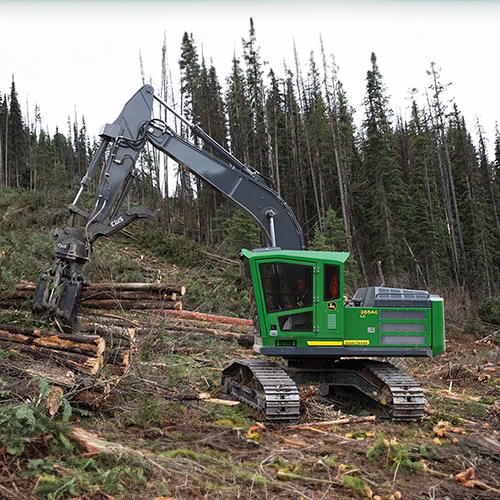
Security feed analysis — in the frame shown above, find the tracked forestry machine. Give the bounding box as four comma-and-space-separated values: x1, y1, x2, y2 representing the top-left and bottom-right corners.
33, 85, 445, 422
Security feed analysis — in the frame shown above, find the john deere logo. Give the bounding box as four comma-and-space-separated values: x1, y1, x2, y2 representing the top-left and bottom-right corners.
327, 302, 337, 311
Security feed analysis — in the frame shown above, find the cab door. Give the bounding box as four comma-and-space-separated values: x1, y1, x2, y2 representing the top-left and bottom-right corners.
318, 263, 344, 340
257, 260, 318, 342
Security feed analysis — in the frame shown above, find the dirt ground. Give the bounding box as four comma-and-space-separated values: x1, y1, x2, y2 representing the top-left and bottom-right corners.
1, 314, 500, 500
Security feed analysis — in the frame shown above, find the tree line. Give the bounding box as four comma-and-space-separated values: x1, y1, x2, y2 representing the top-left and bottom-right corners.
1, 19, 500, 301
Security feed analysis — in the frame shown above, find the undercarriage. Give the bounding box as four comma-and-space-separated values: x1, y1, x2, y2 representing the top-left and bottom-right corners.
221, 358, 425, 422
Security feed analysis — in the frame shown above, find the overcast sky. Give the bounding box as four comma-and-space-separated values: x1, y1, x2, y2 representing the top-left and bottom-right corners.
0, 0, 498, 158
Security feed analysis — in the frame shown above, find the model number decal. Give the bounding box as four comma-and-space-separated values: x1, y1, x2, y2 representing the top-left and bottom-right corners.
360, 309, 378, 318
110, 216, 124, 228
344, 340, 370, 346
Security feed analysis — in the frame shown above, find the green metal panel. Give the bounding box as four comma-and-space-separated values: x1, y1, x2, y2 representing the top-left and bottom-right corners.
431, 297, 445, 356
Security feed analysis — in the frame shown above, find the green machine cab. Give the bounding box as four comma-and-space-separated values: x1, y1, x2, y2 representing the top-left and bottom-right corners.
241, 248, 445, 359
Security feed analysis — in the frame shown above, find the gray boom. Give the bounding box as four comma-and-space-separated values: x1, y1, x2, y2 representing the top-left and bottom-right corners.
33, 85, 304, 323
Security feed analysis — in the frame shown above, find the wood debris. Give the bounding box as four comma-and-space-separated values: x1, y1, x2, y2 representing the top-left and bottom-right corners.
433, 420, 467, 437
196, 392, 239, 406
290, 415, 377, 430
455, 467, 500, 494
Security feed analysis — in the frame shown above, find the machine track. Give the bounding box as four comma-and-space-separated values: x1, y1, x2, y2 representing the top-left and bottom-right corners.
362, 360, 425, 421
221, 359, 300, 422
308, 360, 425, 421
222, 359, 424, 422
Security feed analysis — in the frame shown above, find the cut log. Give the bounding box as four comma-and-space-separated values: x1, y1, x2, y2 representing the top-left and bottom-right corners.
80, 299, 182, 310
2, 290, 32, 299
290, 415, 377, 430
106, 348, 131, 370
0, 324, 105, 357
23, 363, 76, 388
81, 290, 178, 301
165, 318, 255, 333
0, 299, 24, 308
0, 339, 103, 376
78, 323, 135, 348
78, 313, 141, 327
83, 282, 185, 295
0, 358, 76, 401
13, 281, 186, 295
157, 324, 254, 348
159, 309, 253, 326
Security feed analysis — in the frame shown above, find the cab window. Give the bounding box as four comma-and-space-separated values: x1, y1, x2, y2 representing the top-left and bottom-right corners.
259, 263, 313, 314
324, 264, 340, 301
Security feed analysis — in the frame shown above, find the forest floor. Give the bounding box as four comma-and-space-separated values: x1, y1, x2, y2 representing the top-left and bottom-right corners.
1, 253, 500, 499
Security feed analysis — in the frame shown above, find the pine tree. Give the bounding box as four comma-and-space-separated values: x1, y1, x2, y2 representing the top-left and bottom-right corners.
7, 79, 28, 188
177, 32, 201, 238
303, 51, 331, 225
196, 57, 229, 245
265, 67, 296, 199
283, 67, 309, 234
320, 45, 351, 248
426, 63, 468, 291
179, 32, 201, 123
225, 55, 252, 166
31, 129, 68, 205
447, 106, 492, 297
403, 98, 448, 288
242, 18, 268, 177
309, 208, 361, 293
293, 46, 323, 232
359, 53, 409, 280
493, 123, 500, 193
0, 92, 4, 188
75, 117, 90, 182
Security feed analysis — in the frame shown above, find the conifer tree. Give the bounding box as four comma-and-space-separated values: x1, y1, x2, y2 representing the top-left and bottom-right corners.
448, 106, 492, 297
177, 32, 201, 238
475, 120, 498, 297
320, 46, 350, 244
403, 98, 448, 288
225, 55, 252, 166
53, 128, 75, 183
7, 79, 28, 188
309, 208, 361, 293
283, 67, 309, 234
303, 52, 331, 223
242, 18, 268, 177
0, 92, 4, 188
494, 123, 500, 190
265, 66, 298, 205
179, 32, 201, 123
359, 53, 409, 280
335, 81, 367, 282
426, 63, 468, 290
196, 57, 229, 245
293, 46, 323, 232
75, 117, 90, 182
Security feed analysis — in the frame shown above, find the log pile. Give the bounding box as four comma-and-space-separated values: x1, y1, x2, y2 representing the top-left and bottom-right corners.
0, 324, 104, 376
1, 281, 185, 312
78, 314, 255, 350
78, 322, 137, 375
0, 322, 135, 411
0, 279, 256, 413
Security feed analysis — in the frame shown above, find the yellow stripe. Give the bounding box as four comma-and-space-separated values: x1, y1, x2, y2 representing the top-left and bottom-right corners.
307, 341, 343, 346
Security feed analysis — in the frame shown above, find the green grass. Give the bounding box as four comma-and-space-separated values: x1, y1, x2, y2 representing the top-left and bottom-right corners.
367, 434, 424, 475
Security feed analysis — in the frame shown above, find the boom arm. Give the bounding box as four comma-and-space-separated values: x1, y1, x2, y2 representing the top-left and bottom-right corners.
33, 85, 304, 323
146, 103, 304, 251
